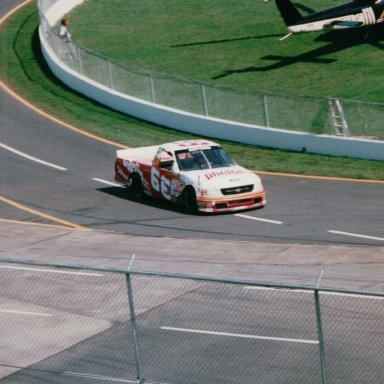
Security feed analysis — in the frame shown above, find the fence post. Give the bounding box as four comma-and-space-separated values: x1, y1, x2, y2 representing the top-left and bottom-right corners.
108, 60, 114, 90
150, 72, 156, 103
125, 255, 145, 383
263, 94, 270, 128
314, 270, 328, 384
78, 48, 83, 75
200, 84, 209, 116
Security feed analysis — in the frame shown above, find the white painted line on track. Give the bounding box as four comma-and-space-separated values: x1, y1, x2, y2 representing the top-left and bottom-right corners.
161, 326, 318, 345
0, 142, 68, 170
328, 230, 384, 242
245, 286, 384, 300
234, 213, 283, 224
64, 372, 138, 382
0, 309, 53, 317
245, 286, 308, 294
92, 178, 123, 187
321, 291, 384, 300
0, 265, 103, 277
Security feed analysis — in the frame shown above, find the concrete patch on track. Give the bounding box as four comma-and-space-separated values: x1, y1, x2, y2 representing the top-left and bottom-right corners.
2, 221, 384, 266
0, 297, 111, 379
2, 221, 384, 290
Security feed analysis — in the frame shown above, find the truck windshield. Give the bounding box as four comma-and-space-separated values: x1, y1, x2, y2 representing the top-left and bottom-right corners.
175, 147, 236, 171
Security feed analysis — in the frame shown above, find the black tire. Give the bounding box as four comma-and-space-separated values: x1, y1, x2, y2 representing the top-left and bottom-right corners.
130, 173, 144, 198
183, 187, 198, 212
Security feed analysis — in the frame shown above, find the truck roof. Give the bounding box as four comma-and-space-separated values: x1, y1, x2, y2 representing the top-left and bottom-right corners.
116, 140, 220, 161
161, 139, 218, 152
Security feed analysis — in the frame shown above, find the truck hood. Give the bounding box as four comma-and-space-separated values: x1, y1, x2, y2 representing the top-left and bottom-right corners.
184, 166, 261, 188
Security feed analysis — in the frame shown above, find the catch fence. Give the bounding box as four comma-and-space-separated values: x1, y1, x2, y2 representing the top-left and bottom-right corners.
37, 0, 384, 141
1, 257, 384, 384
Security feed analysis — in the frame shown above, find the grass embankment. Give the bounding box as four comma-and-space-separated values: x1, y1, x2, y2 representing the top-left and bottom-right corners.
72, 0, 384, 102
0, 2, 383, 180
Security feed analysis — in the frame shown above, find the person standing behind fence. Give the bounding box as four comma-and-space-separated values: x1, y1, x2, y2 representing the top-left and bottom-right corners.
59, 18, 77, 60
59, 18, 71, 42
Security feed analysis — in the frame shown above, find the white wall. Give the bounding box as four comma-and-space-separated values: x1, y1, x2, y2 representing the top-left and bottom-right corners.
38, 0, 384, 161
43, 0, 86, 25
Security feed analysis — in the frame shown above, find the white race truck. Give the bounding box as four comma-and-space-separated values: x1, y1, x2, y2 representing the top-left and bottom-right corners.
115, 139, 266, 213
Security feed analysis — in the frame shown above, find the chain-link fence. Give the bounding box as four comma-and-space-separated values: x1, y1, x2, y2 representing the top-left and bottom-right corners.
1, 258, 384, 384
38, 0, 384, 141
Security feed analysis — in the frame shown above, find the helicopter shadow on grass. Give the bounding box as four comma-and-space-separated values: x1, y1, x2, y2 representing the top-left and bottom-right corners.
212, 26, 384, 80
170, 34, 283, 48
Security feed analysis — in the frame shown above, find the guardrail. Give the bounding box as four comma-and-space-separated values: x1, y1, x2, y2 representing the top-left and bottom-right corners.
1, 257, 384, 384
37, 0, 384, 160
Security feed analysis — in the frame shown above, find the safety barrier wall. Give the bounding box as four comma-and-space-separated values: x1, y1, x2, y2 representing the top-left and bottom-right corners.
37, 0, 384, 161
2, 257, 384, 384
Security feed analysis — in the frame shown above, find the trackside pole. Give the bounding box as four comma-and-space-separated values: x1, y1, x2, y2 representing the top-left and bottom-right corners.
201, 84, 209, 116
125, 255, 145, 383
314, 270, 328, 384
150, 73, 156, 103
78, 48, 83, 75
108, 60, 114, 90
263, 95, 270, 128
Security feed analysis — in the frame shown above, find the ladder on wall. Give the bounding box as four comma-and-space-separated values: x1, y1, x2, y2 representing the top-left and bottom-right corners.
328, 98, 350, 137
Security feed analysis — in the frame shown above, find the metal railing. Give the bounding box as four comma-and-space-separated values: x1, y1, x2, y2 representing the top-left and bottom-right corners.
1, 257, 384, 384
37, 0, 384, 141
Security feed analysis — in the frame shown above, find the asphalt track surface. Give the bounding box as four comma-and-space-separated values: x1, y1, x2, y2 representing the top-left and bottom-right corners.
1, 73, 384, 246
1, 59, 383, 245
1, 1, 384, 383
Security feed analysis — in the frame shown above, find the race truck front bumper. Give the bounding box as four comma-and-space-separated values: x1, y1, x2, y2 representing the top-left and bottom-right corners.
196, 190, 266, 213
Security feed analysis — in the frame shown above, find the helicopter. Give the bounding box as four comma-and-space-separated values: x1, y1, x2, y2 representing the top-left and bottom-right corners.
276, 0, 384, 38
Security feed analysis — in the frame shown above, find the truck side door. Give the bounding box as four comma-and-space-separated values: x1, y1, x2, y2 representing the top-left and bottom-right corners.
150, 149, 176, 201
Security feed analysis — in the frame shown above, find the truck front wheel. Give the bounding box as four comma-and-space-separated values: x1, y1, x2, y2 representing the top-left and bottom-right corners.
183, 187, 198, 212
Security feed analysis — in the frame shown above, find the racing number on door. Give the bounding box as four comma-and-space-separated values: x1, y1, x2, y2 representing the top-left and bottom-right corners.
151, 167, 171, 200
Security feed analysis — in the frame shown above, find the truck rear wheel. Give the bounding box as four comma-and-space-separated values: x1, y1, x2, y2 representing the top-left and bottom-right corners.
131, 173, 144, 198
183, 187, 198, 212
